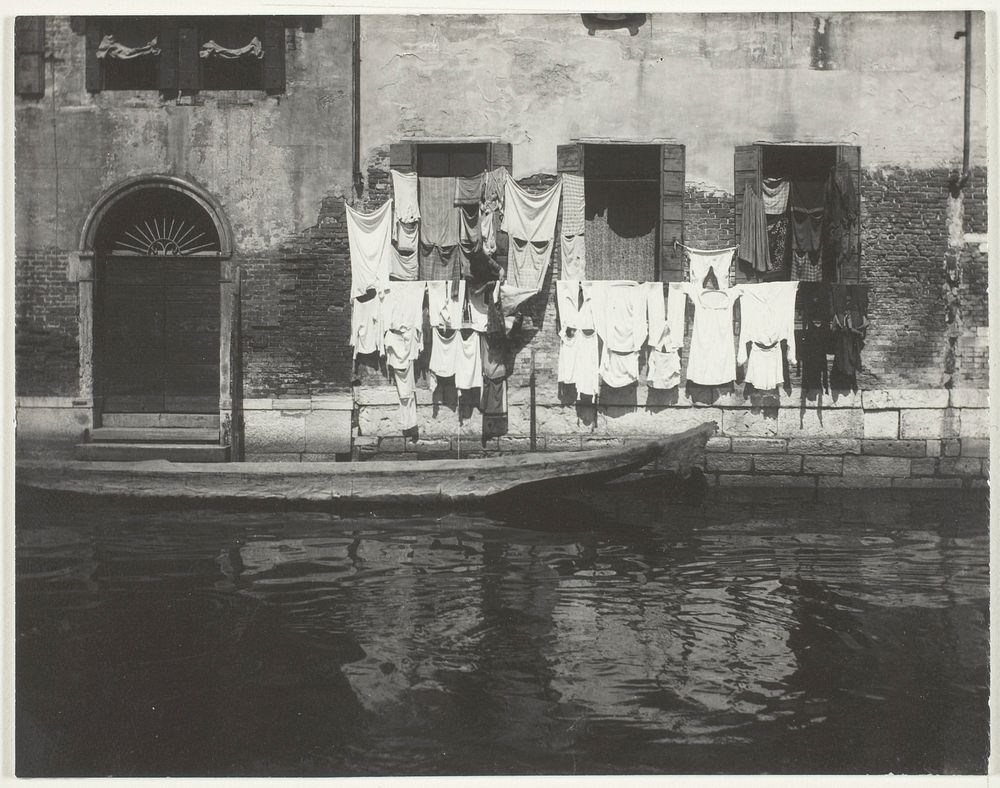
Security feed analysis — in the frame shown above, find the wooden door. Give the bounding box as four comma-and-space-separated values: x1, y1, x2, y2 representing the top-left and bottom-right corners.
97, 256, 220, 413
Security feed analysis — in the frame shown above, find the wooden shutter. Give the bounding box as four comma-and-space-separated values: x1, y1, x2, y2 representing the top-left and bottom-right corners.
15, 17, 46, 97
489, 142, 512, 172
733, 144, 763, 283
85, 20, 102, 92
389, 143, 417, 173
157, 20, 178, 91
262, 18, 286, 93
556, 143, 584, 175
660, 144, 685, 282
837, 145, 862, 283
178, 24, 200, 90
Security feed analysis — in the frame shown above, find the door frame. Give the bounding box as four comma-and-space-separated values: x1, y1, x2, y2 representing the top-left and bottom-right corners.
75, 175, 235, 439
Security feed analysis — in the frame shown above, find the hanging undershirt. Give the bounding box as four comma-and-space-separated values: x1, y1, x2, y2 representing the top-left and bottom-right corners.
560, 233, 586, 281
599, 348, 639, 388
686, 246, 736, 289
350, 292, 384, 358
390, 363, 418, 432
556, 280, 581, 329
381, 280, 426, 368
647, 348, 681, 390
390, 244, 418, 280
426, 280, 466, 329
589, 280, 647, 353
429, 326, 460, 382
557, 327, 599, 398
391, 170, 420, 223
345, 200, 393, 298
737, 281, 798, 390
681, 283, 741, 386
465, 285, 491, 332
394, 220, 419, 255
454, 329, 483, 390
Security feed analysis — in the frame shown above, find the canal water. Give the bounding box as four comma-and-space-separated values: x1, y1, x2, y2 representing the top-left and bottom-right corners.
15, 486, 989, 776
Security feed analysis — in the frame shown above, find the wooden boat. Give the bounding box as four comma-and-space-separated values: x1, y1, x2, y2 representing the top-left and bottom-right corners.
16, 421, 716, 505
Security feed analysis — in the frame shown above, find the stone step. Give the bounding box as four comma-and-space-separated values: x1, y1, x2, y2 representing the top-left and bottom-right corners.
90, 427, 220, 443
102, 413, 220, 429
74, 443, 230, 463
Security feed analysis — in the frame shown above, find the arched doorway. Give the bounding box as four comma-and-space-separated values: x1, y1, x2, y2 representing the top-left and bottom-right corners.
84, 177, 232, 421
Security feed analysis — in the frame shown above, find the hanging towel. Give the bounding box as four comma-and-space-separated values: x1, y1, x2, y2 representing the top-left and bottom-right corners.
680, 284, 741, 386
789, 180, 826, 253
500, 178, 562, 244
738, 186, 771, 274
418, 242, 461, 281
561, 173, 586, 236
455, 329, 483, 390
761, 178, 790, 215
507, 238, 553, 291
560, 233, 586, 281
390, 244, 418, 281
459, 205, 482, 254
346, 200, 393, 298
686, 247, 736, 289
666, 282, 687, 350
426, 280, 466, 329
737, 281, 799, 390
350, 292, 384, 358
419, 176, 460, 248
391, 170, 420, 223
644, 281, 666, 348
454, 174, 484, 206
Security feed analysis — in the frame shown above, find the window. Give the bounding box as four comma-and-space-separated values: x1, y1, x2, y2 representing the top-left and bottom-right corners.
734, 143, 861, 283
84, 16, 293, 94
15, 16, 46, 98
557, 142, 686, 282
389, 141, 512, 280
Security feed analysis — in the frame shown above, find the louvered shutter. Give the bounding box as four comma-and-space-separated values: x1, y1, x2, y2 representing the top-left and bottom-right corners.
85, 21, 101, 92
836, 145, 862, 283
15, 17, 46, 97
177, 24, 200, 90
733, 144, 763, 283
660, 144, 685, 282
262, 18, 286, 93
157, 20, 178, 91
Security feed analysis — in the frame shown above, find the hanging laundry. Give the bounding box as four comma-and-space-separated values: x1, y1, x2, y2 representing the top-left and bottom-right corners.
791, 250, 824, 282
589, 280, 648, 353
823, 162, 859, 281
482, 168, 507, 217
644, 281, 666, 347
761, 178, 790, 215
481, 378, 507, 438
737, 281, 799, 390
646, 282, 683, 390
381, 280, 426, 369
481, 330, 508, 379
480, 314, 510, 437
501, 178, 562, 290
766, 215, 790, 274
557, 327, 600, 397
390, 363, 418, 432
560, 173, 586, 236
507, 238, 554, 290
465, 285, 491, 332
797, 324, 832, 393
418, 243, 461, 281
499, 283, 540, 316
454, 329, 483, 390
393, 220, 419, 255
426, 280, 466, 329
419, 176, 460, 247
647, 348, 681, 390
789, 180, 825, 253
390, 244, 418, 281
686, 246, 736, 289
556, 280, 582, 329
666, 282, 687, 347
429, 326, 460, 383
454, 174, 484, 206
459, 205, 482, 254
560, 233, 586, 281
680, 283, 741, 386
345, 200, 393, 298
350, 291, 384, 358
480, 208, 497, 256
599, 349, 640, 388
391, 170, 420, 222
738, 186, 771, 273
830, 284, 869, 392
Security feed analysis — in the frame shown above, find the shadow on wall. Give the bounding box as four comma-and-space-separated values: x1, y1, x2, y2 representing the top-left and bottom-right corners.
580, 14, 647, 36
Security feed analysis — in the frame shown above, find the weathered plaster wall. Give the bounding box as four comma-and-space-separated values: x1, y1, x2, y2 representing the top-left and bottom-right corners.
361, 12, 988, 188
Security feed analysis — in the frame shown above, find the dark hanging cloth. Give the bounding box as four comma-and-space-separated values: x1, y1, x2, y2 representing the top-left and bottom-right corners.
419, 242, 461, 281
822, 162, 859, 282
765, 215, 790, 278
738, 186, 771, 273
481, 329, 508, 440
454, 174, 484, 206
789, 180, 826, 253
796, 324, 832, 392
829, 284, 869, 391
797, 282, 833, 323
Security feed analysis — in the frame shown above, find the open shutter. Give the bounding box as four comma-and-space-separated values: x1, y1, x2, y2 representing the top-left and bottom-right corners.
489, 142, 512, 173
660, 144, 685, 282
837, 145, 862, 283
15, 17, 46, 97
556, 143, 584, 176
262, 18, 286, 93
157, 20, 178, 91
177, 23, 200, 90
389, 143, 417, 173
85, 20, 101, 92
733, 144, 763, 283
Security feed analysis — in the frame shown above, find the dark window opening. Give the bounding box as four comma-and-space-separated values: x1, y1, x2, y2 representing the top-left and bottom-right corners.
94, 17, 160, 91
198, 17, 265, 91
417, 144, 489, 178
584, 144, 660, 281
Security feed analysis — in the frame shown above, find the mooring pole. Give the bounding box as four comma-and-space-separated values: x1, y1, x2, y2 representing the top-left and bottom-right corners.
529, 349, 537, 451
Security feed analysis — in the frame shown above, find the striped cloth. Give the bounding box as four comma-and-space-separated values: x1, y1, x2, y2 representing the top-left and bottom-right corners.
737, 186, 771, 274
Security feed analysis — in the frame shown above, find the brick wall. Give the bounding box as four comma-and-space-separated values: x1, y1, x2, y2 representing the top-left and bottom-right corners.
15, 250, 78, 396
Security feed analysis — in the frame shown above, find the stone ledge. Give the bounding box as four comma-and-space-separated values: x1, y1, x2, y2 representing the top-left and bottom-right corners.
863, 389, 950, 409
819, 476, 894, 488
950, 389, 989, 409
731, 437, 786, 454
716, 474, 816, 488
861, 440, 926, 458
892, 478, 964, 489
16, 397, 91, 409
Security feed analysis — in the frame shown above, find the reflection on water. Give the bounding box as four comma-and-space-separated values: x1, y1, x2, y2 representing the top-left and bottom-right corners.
15, 487, 988, 776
